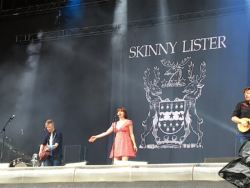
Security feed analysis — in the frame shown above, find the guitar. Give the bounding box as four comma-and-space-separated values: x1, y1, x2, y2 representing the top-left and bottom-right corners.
39, 145, 50, 161
237, 118, 250, 133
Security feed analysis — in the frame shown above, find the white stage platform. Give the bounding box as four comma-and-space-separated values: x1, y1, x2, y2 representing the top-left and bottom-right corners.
0, 162, 230, 185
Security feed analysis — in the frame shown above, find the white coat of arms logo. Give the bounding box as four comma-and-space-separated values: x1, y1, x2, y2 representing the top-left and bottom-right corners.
140, 57, 206, 149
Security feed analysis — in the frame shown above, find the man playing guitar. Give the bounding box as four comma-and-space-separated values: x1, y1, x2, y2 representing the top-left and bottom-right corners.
232, 87, 250, 145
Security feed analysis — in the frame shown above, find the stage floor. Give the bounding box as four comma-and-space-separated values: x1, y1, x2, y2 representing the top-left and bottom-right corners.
0, 162, 227, 184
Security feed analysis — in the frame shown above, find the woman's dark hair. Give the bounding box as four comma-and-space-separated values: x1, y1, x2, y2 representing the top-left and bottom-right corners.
117, 107, 128, 118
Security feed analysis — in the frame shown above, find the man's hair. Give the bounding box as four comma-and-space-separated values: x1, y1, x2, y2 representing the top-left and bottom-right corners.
243, 87, 250, 93
45, 119, 55, 127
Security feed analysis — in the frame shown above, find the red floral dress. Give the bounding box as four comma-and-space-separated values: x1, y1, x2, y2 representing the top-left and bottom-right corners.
109, 119, 136, 158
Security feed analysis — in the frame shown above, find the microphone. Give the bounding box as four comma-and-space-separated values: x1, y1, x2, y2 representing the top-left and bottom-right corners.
113, 115, 118, 122
10, 115, 15, 120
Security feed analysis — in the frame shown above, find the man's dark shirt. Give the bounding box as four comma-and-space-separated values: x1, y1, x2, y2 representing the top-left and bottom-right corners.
232, 101, 250, 138
42, 130, 63, 160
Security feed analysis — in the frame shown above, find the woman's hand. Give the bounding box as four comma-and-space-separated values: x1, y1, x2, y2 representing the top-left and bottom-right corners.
133, 144, 138, 152
88, 136, 97, 143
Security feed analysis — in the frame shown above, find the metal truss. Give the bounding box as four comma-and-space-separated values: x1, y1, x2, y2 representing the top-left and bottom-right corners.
15, 4, 247, 44
16, 24, 121, 44
128, 4, 248, 30
0, 0, 115, 17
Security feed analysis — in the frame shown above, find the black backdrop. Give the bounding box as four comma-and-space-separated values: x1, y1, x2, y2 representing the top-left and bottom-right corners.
0, 0, 249, 164
122, 12, 248, 163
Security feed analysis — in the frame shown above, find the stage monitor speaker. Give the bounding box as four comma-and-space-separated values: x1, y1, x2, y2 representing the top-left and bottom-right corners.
64, 161, 87, 167
63, 145, 81, 164
9, 158, 28, 167
204, 157, 237, 163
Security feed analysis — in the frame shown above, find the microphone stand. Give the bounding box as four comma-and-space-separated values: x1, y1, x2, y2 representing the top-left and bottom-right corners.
0, 116, 14, 162
112, 116, 117, 164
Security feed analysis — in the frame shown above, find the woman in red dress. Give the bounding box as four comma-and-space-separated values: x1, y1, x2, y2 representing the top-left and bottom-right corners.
88, 107, 137, 161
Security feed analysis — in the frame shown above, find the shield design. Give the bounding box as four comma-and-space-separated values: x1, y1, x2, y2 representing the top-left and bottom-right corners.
158, 100, 186, 134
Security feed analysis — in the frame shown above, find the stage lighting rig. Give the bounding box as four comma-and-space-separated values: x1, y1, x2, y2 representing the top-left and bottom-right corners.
0, 0, 116, 17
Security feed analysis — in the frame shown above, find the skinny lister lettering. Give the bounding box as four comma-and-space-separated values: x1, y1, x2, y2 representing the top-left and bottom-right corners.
129, 36, 226, 59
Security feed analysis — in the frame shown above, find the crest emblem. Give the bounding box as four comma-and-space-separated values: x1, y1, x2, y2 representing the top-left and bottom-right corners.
158, 100, 185, 135
140, 57, 206, 149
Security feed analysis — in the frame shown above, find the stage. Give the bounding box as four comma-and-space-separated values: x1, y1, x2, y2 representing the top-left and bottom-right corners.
0, 2, 248, 188
0, 162, 235, 188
